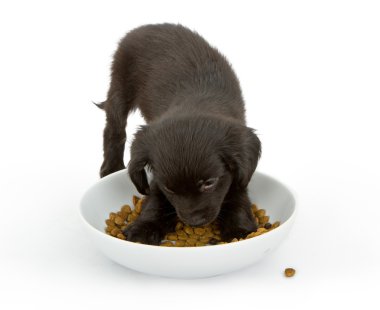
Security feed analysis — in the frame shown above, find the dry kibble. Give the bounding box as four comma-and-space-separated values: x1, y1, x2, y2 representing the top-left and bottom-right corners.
175, 222, 184, 231
105, 219, 115, 227
184, 226, 194, 235
160, 241, 173, 247
110, 228, 121, 236
284, 268, 296, 277
166, 233, 178, 241
135, 200, 143, 214
186, 238, 197, 246
116, 233, 126, 240
199, 237, 210, 243
175, 240, 186, 247
121, 205, 132, 214
105, 198, 281, 246
194, 227, 206, 235
176, 230, 187, 237
264, 223, 272, 229
189, 234, 200, 240
109, 212, 117, 221
259, 215, 270, 224
132, 195, 140, 207
177, 235, 188, 241
114, 216, 125, 225
255, 209, 266, 217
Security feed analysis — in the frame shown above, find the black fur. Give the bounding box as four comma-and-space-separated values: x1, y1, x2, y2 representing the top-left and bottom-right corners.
98, 24, 261, 244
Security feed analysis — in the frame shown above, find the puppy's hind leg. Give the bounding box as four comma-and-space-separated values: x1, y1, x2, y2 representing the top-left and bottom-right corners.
99, 84, 136, 178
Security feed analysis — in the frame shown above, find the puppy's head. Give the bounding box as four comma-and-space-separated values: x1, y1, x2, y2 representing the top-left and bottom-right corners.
128, 116, 261, 226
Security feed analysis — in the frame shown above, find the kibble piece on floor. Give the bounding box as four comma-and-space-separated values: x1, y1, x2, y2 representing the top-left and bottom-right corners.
284, 268, 296, 277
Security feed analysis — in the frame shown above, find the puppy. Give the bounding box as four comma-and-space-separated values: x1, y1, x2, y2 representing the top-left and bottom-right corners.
97, 24, 261, 244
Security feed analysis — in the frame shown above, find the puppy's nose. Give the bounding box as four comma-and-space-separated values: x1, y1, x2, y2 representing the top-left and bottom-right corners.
184, 214, 209, 227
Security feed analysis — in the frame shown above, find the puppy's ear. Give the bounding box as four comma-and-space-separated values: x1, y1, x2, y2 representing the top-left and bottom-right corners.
220, 124, 261, 188
127, 126, 151, 195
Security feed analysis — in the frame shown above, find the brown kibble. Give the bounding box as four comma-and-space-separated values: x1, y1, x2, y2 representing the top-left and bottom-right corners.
259, 216, 270, 224
174, 240, 186, 247
195, 241, 206, 246
176, 229, 187, 237
177, 235, 188, 241
135, 200, 143, 214
264, 223, 272, 229
184, 226, 194, 235
284, 268, 296, 277
204, 231, 214, 238
189, 234, 200, 240
199, 237, 210, 243
160, 241, 173, 247
121, 205, 132, 214
194, 227, 206, 235
114, 216, 125, 225
166, 233, 178, 241
109, 212, 117, 221
251, 204, 258, 212
257, 227, 267, 233
246, 232, 256, 239
186, 238, 197, 246
110, 228, 121, 236
132, 195, 140, 206
116, 233, 126, 240
106, 200, 279, 246
255, 209, 266, 217
105, 219, 115, 227
175, 222, 184, 231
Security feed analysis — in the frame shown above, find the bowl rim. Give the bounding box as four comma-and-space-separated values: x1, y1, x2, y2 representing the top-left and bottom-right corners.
79, 170, 297, 251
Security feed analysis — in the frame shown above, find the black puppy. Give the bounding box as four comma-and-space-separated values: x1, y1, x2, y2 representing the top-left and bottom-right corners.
97, 24, 261, 244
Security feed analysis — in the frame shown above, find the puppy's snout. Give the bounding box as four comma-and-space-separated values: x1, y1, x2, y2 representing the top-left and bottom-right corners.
178, 209, 214, 227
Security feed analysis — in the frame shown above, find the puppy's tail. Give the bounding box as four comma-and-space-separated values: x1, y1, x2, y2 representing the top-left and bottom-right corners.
92, 100, 107, 110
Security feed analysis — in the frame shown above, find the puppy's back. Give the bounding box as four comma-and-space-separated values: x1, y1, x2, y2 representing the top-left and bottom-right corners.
112, 24, 245, 122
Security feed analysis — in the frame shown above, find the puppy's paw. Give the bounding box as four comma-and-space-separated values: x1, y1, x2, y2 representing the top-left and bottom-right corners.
220, 218, 257, 242
100, 161, 125, 178
122, 220, 163, 245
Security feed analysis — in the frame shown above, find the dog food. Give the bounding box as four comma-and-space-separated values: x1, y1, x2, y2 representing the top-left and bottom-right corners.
105, 195, 281, 246
284, 268, 296, 277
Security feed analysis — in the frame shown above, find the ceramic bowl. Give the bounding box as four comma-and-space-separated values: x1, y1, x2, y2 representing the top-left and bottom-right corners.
79, 170, 296, 278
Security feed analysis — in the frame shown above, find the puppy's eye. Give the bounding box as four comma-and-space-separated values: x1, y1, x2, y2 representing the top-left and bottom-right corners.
163, 185, 175, 194
199, 177, 219, 192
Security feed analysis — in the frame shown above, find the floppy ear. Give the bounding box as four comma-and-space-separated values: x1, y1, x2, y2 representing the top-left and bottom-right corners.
127, 126, 151, 195
220, 124, 261, 189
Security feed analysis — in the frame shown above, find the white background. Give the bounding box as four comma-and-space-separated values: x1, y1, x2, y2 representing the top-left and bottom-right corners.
1, 0, 379, 309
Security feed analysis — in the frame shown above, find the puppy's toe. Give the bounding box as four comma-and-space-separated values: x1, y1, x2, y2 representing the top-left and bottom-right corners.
122, 221, 163, 245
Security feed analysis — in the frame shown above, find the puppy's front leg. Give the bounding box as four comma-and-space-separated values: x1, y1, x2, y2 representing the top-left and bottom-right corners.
122, 182, 177, 245
218, 188, 257, 242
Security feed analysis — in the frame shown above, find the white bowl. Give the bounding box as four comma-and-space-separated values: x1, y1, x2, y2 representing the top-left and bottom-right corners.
79, 170, 296, 278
